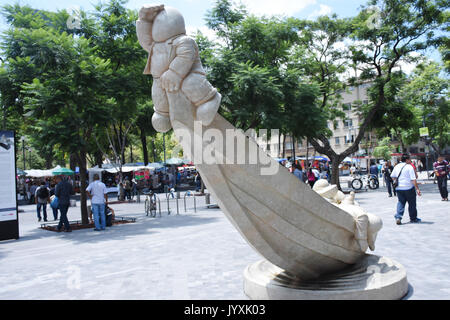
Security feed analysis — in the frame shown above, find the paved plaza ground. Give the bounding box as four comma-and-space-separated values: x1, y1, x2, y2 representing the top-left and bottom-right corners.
0, 175, 449, 300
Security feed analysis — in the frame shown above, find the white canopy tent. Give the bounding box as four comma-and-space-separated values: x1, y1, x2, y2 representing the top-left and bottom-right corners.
87, 164, 161, 184
25, 165, 62, 178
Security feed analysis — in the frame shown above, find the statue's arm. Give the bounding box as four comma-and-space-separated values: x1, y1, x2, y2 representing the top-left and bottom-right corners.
136, 5, 164, 52
136, 20, 153, 53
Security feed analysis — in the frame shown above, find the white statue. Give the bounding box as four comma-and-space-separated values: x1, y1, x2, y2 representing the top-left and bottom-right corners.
136, 4, 221, 133
136, 5, 392, 284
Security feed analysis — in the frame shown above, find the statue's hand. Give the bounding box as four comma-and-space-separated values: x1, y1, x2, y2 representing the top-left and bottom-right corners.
139, 4, 164, 22
161, 69, 182, 93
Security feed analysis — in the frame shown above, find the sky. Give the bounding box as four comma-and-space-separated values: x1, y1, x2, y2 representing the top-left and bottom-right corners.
0, 0, 444, 66
0, 0, 375, 32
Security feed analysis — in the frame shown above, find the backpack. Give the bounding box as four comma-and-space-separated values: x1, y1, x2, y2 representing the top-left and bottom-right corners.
307, 172, 316, 182
37, 186, 49, 199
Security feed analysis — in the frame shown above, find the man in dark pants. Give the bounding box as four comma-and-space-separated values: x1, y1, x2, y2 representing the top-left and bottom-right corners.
391, 154, 422, 225
433, 155, 448, 201
55, 175, 73, 232
382, 160, 396, 197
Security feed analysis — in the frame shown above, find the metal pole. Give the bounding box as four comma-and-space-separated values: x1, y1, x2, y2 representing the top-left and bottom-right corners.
163, 133, 166, 164
166, 193, 170, 215
158, 197, 161, 217
176, 197, 179, 215
194, 195, 196, 213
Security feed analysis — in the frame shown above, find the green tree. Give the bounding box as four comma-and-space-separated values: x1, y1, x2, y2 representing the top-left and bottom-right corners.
372, 137, 394, 160
303, 0, 446, 188
20, 32, 113, 224
399, 60, 449, 154
204, 0, 328, 154
88, 0, 151, 171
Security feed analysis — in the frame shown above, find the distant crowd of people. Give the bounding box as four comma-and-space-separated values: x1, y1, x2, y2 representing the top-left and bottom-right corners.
286, 161, 331, 188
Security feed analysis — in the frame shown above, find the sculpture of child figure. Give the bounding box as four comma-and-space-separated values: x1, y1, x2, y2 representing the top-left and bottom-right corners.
136, 4, 222, 133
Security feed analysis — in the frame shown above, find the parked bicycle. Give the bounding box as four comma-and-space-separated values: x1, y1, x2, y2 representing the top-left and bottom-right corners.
144, 190, 158, 217
351, 174, 379, 190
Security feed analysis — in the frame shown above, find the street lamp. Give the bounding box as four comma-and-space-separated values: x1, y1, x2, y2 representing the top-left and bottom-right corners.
20, 136, 25, 170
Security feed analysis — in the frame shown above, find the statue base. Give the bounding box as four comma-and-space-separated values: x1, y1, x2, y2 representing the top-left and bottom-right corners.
244, 254, 408, 300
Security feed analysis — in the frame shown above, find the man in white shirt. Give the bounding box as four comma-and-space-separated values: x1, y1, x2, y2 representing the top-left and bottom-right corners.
86, 174, 108, 231
391, 154, 422, 225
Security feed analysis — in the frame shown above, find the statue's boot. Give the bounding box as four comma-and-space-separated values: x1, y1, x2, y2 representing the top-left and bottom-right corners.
196, 92, 221, 126
152, 112, 172, 133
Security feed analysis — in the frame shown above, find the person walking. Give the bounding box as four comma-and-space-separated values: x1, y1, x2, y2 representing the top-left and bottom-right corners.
124, 177, 132, 200
49, 183, 59, 220
293, 163, 304, 182
391, 154, 422, 225
194, 172, 202, 192
382, 160, 396, 197
35, 181, 50, 222
29, 182, 38, 204
433, 155, 449, 201
86, 174, 108, 231
307, 168, 317, 188
369, 161, 379, 178
55, 176, 73, 232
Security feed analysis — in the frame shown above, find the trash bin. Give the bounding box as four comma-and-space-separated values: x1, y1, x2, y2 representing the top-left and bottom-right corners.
70, 199, 77, 207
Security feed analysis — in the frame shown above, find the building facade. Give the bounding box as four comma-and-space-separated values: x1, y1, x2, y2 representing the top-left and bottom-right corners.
256, 82, 447, 170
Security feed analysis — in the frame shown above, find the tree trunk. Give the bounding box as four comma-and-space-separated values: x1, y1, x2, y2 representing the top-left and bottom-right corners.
140, 129, 149, 165
278, 132, 281, 157
69, 153, 77, 172
94, 150, 103, 167
120, 124, 125, 164
44, 153, 53, 169
305, 138, 310, 171
130, 144, 133, 164
77, 148, 89, 225
330, 155, 342, 190
151, 138, 157, 162
292, 135, 296, 162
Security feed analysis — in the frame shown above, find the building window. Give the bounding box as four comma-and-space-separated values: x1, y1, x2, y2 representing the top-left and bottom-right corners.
342, 103, 351, 111
333, 121, 339, 129
345, 135, 354, 144
363, 100, 368, 105
344, 119, 353, 128
335, 137, 340, 145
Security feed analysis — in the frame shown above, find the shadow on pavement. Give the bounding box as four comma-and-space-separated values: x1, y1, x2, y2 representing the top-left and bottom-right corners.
11, 212, 221, 245
402, 283, 414, 300
399, 221, 434, 225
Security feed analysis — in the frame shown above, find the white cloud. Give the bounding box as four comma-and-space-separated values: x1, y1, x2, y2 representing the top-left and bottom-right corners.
308, 4, 333, 18
186, 25, 218, 41
242, 0, 317, 17
395, 52, 424, 75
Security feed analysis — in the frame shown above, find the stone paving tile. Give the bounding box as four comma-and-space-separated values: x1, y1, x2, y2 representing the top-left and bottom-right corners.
0, 184, 448, 300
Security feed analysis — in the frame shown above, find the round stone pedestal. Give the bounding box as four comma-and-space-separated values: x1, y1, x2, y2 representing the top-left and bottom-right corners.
244, 254, 408, 300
